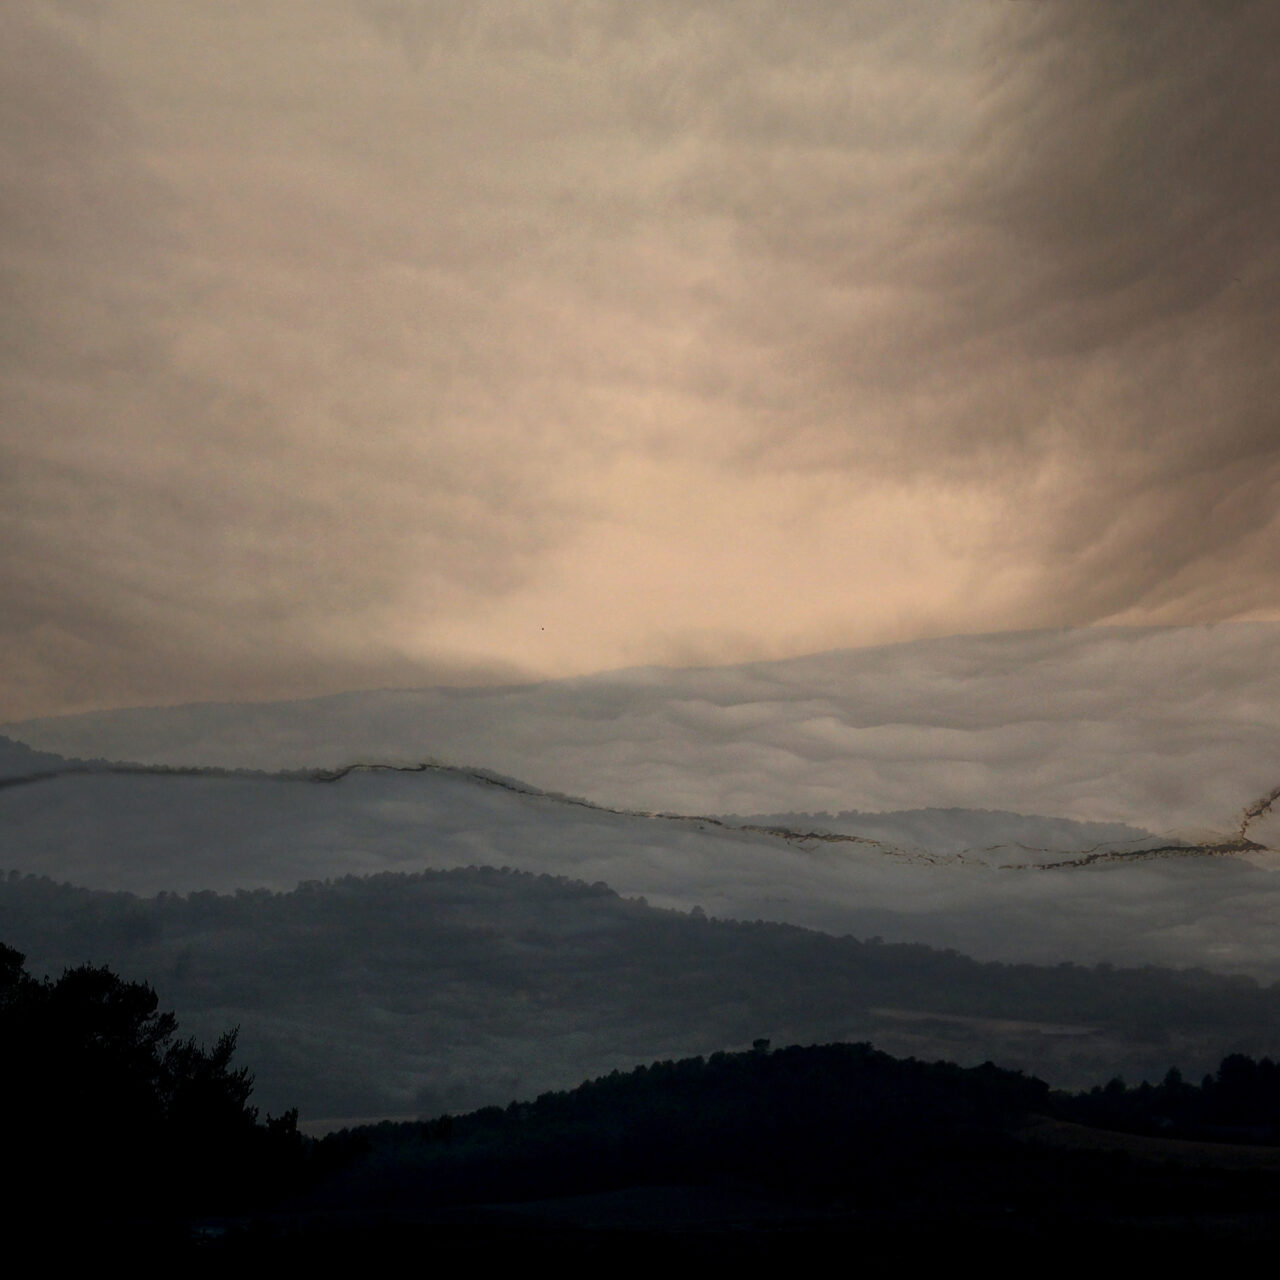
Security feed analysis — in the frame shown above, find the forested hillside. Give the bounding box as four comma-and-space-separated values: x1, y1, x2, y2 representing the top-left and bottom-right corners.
6, 866, 1280, 1121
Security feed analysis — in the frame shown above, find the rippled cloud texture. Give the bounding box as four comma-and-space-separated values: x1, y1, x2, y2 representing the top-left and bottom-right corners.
3, 2, 1277, 717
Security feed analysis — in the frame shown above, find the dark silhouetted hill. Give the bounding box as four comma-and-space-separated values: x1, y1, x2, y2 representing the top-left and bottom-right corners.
230, 1042, 1280, 1260
7, 866, 1280, 1122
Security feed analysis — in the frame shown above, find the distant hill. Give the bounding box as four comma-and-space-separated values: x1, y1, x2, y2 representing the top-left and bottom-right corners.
7, 624, 1280, 831
0, 734, 72, 782
7, 865, 1280, 1124
2, 754, 1276, 978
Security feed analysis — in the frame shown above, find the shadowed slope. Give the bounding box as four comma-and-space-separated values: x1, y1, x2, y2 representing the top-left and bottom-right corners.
7, 867, 1280, 1123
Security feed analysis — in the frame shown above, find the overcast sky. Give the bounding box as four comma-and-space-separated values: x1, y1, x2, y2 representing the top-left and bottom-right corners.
3, 1, 1278, 720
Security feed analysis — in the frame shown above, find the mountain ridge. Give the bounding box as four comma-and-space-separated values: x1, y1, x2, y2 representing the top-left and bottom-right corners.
8, 863, 1280, 1123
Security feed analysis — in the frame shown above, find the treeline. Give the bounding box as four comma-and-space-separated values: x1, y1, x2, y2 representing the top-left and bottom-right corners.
290, 1043, 1280, 1257
325, 1044, 1280, 1210
5, 865, 1280, 1117
1063, 1055, 1280, 1143
310, 1041, 1051, 1213
13, 938, 1280, 1258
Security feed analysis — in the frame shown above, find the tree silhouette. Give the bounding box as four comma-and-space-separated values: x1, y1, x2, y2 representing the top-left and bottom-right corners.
0, 943, 299, 1223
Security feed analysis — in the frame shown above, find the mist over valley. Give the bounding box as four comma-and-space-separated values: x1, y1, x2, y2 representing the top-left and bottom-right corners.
7, 626, 1280, 1136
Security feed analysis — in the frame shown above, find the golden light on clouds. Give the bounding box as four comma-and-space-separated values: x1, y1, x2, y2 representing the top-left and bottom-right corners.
2, 1, 1278, 717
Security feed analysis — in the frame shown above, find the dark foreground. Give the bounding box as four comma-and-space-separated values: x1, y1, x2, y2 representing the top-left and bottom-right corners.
196, 1044, 1280, 1261
11, 943, 1280, 1262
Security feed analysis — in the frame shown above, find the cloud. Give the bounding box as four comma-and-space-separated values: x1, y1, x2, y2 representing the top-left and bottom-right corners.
2, 2, 1278, 717
0, 3, 587, 713
772, 3, 1280, 620
12, 622, 1280, 835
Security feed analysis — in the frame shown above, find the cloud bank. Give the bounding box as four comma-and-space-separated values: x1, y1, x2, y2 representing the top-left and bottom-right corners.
3, 2, 1278, 717
11, 623, 1280, 834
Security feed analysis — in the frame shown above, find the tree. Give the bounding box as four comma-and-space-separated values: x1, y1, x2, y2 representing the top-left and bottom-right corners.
0, 943, 297, 1221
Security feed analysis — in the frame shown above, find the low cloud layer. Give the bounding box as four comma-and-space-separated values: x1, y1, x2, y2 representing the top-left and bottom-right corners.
3, 2, 1278, 717
7, 724, 1280, 987
12, 624, 1280, 835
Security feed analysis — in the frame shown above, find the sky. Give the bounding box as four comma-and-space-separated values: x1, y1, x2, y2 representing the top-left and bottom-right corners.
3, 1, 1278, 721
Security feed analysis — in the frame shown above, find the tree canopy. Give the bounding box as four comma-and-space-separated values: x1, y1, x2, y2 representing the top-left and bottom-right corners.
1, 943, 299, 1223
